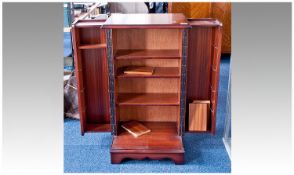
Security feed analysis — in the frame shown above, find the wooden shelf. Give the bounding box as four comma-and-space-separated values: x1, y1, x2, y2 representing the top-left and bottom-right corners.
117, 93, 179, 106
117, 67, 180, 78
79, 43, 107, 50
112, 122, 184, 152
115, 49, 180, 59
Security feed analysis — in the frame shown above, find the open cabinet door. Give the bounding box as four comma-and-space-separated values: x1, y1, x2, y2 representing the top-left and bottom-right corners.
186, 19, 222, 134
72, 19, 111, 135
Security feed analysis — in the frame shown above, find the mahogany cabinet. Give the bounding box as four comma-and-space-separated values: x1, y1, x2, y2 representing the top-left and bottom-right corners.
71, 14, 222, 164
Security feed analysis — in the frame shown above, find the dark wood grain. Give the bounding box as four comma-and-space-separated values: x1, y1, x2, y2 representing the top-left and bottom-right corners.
81, 49, 110, 123
187, 27, 213, 101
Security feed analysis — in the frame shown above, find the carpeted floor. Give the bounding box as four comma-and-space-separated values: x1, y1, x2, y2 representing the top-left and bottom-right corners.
64, 54, 231, 173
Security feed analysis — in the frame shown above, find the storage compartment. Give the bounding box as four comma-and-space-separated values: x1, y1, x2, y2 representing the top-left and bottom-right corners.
117, 78, 180, 93
113, 28, 182, 50
78, 27, 105, 45
76, 23, 107, 49
188, 100, 210, 131
119, 106, 179, 122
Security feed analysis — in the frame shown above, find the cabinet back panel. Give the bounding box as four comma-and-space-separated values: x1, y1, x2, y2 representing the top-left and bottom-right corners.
118, 78, 179, 93
114, 29, 180, 50
187, 27, 213, 101
81, 49, 110, 123
119, 106, 178, 122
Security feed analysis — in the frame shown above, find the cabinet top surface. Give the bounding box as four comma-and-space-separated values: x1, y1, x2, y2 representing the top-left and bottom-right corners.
103, 13, 189, 28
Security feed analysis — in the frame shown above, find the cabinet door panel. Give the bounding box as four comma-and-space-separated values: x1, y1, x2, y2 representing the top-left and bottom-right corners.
187, 27, 213, 101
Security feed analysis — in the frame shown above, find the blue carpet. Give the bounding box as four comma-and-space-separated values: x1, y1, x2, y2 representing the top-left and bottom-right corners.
64, 56, 231, 173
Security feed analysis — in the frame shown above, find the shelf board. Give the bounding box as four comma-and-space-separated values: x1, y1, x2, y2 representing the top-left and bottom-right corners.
111, 122, 184, 152
117, 93, 179, 106
117, 67, 180, 78
79, 43, 107, 50
115, 49, 180, 59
